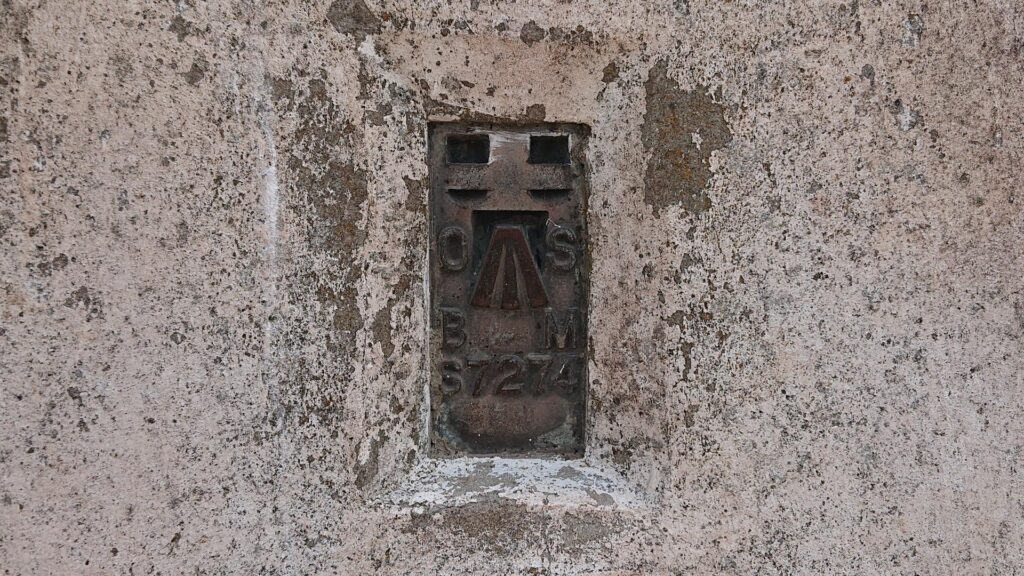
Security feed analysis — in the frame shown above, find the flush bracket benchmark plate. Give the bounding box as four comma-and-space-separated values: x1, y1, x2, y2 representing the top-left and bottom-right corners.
428, 123, 590, 456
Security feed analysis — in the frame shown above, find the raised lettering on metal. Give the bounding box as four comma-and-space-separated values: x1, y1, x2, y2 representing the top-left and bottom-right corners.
429, 123, 589, 455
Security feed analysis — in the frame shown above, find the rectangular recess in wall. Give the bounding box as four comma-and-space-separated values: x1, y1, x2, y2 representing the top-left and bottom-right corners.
428, 123, 589, 457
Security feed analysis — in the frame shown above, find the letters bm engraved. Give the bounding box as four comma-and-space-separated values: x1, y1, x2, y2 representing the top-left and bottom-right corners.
429, 123, 589, 455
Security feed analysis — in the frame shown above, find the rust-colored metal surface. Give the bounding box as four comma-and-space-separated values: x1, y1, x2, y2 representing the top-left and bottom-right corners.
429, 123, 589, 456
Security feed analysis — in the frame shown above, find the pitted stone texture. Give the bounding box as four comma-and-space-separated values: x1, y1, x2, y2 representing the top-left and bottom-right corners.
0, 1, 1021, 575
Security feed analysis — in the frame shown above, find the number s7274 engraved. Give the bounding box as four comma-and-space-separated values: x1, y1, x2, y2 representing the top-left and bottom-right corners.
439, 352, 580, 397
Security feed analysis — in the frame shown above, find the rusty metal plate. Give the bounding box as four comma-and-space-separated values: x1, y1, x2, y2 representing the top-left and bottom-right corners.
428, 122, 589, 456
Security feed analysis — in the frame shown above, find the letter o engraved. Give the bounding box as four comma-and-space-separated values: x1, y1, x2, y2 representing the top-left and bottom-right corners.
546, 226, 577, 271
438, 226, 469, 271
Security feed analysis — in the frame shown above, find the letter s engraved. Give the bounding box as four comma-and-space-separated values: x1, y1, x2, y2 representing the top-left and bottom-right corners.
546, 225, 577, 271
440, 358, 463, 394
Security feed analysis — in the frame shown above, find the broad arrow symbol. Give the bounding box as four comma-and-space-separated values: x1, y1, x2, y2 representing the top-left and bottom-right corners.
471, 225, 549, 310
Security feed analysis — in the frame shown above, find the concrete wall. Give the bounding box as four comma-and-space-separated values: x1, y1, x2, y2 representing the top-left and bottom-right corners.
1, 0, 1022, 573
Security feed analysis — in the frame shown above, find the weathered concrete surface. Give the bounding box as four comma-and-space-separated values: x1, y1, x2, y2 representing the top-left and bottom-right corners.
1, 0, 1022, 574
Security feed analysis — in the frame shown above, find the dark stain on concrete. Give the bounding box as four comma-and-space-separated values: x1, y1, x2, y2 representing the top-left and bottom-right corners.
405, 500, 548, 554
667, 310, 696, 381
546, 25, 595, 47
269, 76, 293, 104
63, 286, 104, 321
372, 270, 416, 360
641, 59, 732, 216
183, 57, 207, 86
680, 342, 694, 382
609, 436, 662, 474
308, 155, 367, 337
354, 430, 384, 489
558, 511, 616, 553
109, 51, 134, 83
403, 500, 626, 558
284, 77, 368, 344
66, 386, 84, 407
904, 13, 925, 47
519, 21, 596, 48
860, 63, 875, 89
371, 305, 394, 359
520, 21, 546, 46
168, 15, 194, 42
356, 59, 375, 102
0, 210, 14, 236
601, 62, 619, 84
0, 1, 30, 51
666, 309, 686, 329
365, 99, 392, 126
683, 402, 698, 428
327, 0, 381, 43
32, 252, 68, 276
892, 98, 922, 131
175, 221, 189, 247
403, 176, 424, 213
